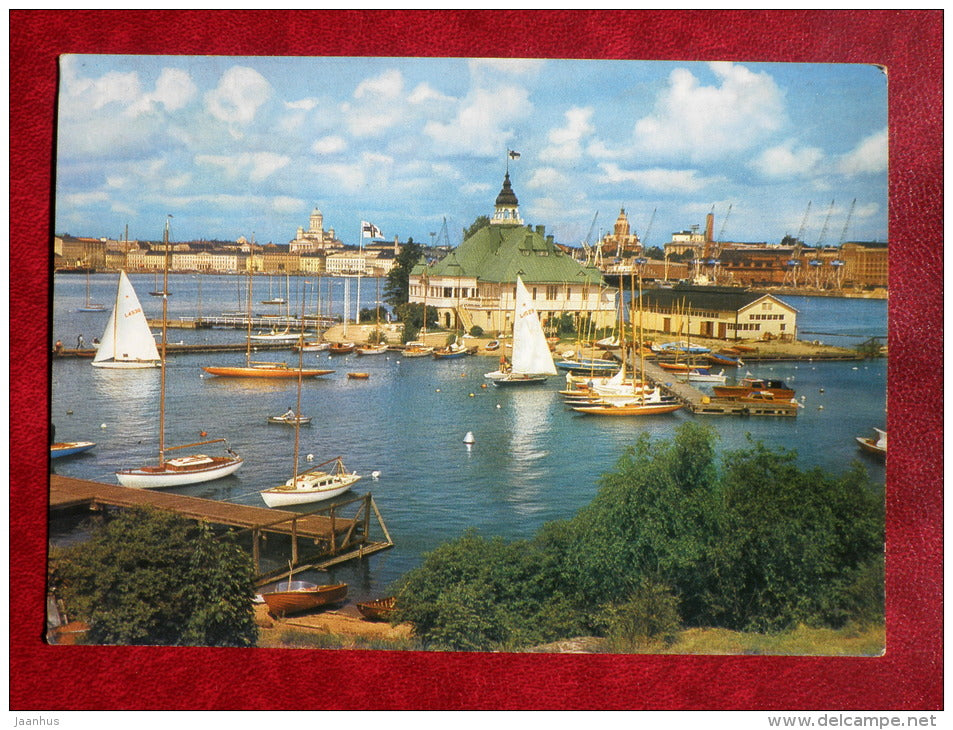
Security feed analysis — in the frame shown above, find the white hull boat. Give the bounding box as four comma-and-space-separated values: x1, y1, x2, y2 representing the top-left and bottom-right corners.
260, 457, 362, 508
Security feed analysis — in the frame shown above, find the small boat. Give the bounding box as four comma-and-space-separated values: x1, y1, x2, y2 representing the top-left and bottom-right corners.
260, 297, 286, 306
656, 361, 695, 373
713, 377, 794, 399
328, 342, 356, 355
677, 368, 727, 384
355, 343, 389, 356
402, 342, 434, 358
249, 329, 300, 344
347, 372, 370, 380
432, 341, 472, 359
856, 427, 887, 458
554, 357, 620, 375
260, 456, 362, 508
299, 341, 330, 352
572, 400, 683, 416
202, 363, 335, 378
50, 441, 96, 459
484, 340, 501, 352
261, 580, 348, 617
267, 413, 313, 426
357, 596, 397, 621
654, 341, 711, 355
707, 352, 744, 367
91, 271, 161, 369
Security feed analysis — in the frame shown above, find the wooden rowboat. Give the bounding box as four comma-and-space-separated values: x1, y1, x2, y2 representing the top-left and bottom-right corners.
261, 581, 348, 617
357, 596, 397, 621
347, 372, 370, 379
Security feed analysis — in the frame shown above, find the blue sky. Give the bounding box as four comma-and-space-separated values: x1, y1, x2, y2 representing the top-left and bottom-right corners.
55, 55, 888, 249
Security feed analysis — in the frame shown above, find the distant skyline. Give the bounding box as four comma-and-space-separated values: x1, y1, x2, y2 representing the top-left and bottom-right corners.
55, 55, 888, 249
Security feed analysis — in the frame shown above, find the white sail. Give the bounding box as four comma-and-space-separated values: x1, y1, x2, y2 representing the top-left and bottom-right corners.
511, 276, 557, 376
92, 271, 160, 368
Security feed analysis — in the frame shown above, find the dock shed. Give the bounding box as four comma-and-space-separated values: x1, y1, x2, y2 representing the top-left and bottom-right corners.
638, 285, 798, 341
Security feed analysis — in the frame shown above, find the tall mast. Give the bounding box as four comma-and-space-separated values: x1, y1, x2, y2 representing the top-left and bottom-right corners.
292, 278, 307, 484
158, 215, 171, 466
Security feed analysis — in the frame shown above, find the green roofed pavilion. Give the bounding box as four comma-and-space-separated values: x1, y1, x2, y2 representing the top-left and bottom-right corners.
409, 170, 617, 336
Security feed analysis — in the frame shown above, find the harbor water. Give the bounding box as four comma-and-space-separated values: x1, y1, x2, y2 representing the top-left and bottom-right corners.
50, 273, 888, 600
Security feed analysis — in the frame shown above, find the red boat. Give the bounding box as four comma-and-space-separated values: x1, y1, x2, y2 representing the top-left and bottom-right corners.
261, 581, 348, 617
713, 377, 794, 400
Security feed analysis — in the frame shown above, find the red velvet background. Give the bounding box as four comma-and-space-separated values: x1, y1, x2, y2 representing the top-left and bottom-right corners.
10, 10, 942, 710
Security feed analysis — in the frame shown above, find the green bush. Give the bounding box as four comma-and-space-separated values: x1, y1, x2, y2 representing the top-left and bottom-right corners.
49, 508, 258, 647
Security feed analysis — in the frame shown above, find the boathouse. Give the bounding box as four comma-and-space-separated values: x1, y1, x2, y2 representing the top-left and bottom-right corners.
638, 285, 798, 341
409, 171, 617, 336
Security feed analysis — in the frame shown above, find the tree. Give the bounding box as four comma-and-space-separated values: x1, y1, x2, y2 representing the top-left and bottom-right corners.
383, 237, 423, 307
462, 216, 490, 241
49, 507, 258, 646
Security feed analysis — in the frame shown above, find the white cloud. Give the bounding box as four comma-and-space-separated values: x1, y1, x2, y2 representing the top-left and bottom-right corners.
837, 127, 888, 176
424, 85, 532, 156
64, 191, 109, 207
312, 136, 347, 155
309, 152, 395, 194
204, 66, 272, 125
271, 196, 305, 214
633, 62, 785, 162
526, 166, 570, 190
408, 82, 454, 105
286, 98, 319, 111
196, 151, 290, 181
355, 69, 404, 100
751, 140, 825, 178
63, 66, 142, 113
599, 163, 722, 193
127, 68, 197, 117
541, 107, 595, 162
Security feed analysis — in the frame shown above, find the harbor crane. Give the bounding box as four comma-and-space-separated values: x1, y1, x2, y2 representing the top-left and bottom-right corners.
580, 211, 600, 266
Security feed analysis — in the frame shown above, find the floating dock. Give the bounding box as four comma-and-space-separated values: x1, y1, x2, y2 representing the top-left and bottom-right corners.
49, 475, 394, 584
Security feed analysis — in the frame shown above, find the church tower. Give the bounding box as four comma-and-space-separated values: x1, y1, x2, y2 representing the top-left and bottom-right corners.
309, 208, 324, 236
490, 171, 523, 226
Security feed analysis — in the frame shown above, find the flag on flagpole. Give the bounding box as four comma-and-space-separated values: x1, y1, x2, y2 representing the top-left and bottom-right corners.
361, 221, 384, 239
508, 150, 521, 160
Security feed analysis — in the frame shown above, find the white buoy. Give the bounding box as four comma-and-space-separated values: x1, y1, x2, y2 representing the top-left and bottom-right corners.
306, 453, 314, 461
100, 423, 107, 429
463, 431, 475, 445
371, 470, 381, 480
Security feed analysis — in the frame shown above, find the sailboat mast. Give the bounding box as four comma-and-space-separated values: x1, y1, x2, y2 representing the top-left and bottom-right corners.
292, 279, 307, 484
245, 270, 253, 365
158, 216, 171, 466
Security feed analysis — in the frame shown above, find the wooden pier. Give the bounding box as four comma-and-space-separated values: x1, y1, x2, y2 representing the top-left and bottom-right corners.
639, 360, 799, 417
49, 475, 394, 584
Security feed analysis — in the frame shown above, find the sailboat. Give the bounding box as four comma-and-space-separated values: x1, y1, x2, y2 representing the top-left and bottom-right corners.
484, 276, 557, 386
77, 250, 106, 312
260, 286, 362, 508
116, 219, 243, 489
202, 272, 334, 379
91, 271, 161, 369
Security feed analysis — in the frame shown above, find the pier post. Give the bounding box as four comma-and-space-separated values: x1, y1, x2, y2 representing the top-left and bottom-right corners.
291, 518, 298, 564
330, 506, 337, 554
252, 529, 260, 574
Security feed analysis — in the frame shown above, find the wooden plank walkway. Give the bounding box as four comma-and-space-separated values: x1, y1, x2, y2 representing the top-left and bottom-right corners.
638, 361, 799, 417
49, 474, 356, 541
